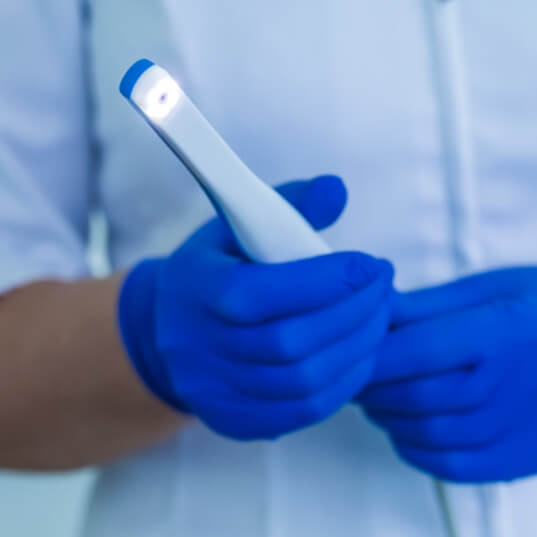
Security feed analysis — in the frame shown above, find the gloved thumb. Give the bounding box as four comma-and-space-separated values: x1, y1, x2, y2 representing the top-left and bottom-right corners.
275, 175, 348, 231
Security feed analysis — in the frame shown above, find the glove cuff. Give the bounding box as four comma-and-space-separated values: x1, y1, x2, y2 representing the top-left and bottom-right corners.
118, 258, 189, 413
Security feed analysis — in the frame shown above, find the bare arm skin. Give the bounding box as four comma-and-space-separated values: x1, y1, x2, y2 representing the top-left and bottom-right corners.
0, 274, 189, 471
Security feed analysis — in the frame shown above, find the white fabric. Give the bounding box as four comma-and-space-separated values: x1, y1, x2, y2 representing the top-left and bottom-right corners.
1, 1, 537, 536
0, 1, 91, 291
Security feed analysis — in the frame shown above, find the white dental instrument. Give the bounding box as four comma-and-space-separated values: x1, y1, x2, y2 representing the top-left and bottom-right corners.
120, 59, 331, 264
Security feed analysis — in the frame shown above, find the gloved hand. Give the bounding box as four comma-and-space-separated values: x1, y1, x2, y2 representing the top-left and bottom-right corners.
359, 267, 537, 482
119, 175, 394, 440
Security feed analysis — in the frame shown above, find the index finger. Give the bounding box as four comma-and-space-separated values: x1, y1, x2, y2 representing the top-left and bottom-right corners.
392, 267, 537, 327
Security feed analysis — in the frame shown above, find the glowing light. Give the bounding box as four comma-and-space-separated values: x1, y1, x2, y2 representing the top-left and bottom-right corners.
141, 77, 183, 121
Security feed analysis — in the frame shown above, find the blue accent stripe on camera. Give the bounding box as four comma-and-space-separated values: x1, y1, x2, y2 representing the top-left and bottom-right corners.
120, 59, 155, 99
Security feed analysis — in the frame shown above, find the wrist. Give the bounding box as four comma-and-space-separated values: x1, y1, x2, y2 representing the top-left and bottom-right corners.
118, 258, 189, 412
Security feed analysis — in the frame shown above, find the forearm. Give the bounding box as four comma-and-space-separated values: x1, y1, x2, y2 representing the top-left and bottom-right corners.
0, 275, 188, 471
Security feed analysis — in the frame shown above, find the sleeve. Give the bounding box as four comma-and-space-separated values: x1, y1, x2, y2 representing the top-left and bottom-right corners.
0, 1, 92, 294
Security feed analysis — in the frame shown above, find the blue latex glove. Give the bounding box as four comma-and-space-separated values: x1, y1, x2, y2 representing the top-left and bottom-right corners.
359, 267, 537, 482
120, 175, 394, 440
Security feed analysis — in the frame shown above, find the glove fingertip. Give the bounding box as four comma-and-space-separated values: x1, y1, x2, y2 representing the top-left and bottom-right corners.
305, 174, 348, 230
344, 253, 395, 290
275, 175, 347, 230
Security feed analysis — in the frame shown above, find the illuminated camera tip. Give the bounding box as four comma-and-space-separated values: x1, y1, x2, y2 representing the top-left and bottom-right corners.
142, 77, 183, 121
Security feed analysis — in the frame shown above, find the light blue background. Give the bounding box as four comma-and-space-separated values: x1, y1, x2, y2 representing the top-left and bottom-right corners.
0, 471, 95, 536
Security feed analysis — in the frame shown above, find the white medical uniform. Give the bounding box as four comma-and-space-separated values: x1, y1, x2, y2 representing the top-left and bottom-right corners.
1, 1, 537, 535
